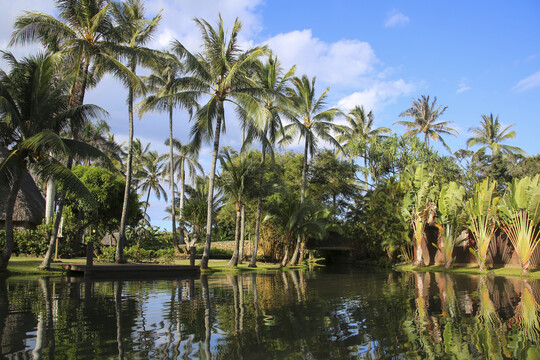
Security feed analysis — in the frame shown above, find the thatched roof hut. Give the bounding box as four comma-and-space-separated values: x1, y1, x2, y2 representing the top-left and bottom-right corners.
0, 147, 45, 231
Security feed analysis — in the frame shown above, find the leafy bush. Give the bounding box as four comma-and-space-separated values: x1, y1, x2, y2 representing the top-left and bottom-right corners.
125, 245, 157, 263
195, 247, 233, 257
0, 222, 53, 256
95, 245, 116, 263
155, 248, 175, 263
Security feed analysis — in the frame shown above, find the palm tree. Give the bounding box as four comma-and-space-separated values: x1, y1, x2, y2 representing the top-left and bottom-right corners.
466, 113, 525, 158
10, 0, 143, 265
163, 138, 203, 251
218, 149, 257, 267
0, 52, 109, 271
138, 51, 197, 254
245, 55, 295, 267
264, 194, 328, 267
112, 0, 161, 263
137, 150, 167, 223
395, 95, 457, 152
10, 0, 138, 111
337, 106, 391, 191
283, 74, 341, 264
171, 15, 267, 268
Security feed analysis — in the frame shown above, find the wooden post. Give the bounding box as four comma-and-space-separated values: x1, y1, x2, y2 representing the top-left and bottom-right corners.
86, 241, 93, 267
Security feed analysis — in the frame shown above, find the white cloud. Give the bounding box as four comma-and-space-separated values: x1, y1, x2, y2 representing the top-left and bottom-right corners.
147, 0, 264, 51
457, 78, 471, 93
337, 79, 416, 112
513, 71, 540, 92
384, 10, 410, 28
265, 29, 377, 87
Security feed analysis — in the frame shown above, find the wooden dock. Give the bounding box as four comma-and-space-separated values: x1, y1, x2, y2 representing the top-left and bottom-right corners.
63, 264, 200, 277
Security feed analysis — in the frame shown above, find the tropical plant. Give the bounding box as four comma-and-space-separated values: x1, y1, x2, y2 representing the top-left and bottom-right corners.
171, 15, 267, 268
401, 163, 439, 266
264, 194, 328, 267
0, 52, 109, 271
246, 55, 295, 267
395, 95, 457, 152
337, 105, 391, 191
218, 149, 257, 267
466, 113, 525, 158
465, 178, 500, 271
436, 181, 466, 268
138, 50, 198, 254
162, 138, 203, 252
283, 74, 341, 264
137, 150, 167, 223
498, 175, 540, 274
112, 0, 161, 263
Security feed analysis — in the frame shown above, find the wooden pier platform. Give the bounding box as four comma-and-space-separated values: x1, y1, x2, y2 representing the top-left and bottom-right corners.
63, 264, 200, 277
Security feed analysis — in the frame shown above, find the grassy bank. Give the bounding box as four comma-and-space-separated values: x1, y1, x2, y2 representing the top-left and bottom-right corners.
395, 264, 540, 279
1, 257, 299, 277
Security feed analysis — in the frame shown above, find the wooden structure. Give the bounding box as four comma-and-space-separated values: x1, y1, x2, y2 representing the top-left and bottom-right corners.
63, 264, 201, 277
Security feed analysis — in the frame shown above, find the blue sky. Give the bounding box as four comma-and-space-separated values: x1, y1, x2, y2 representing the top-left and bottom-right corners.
1, 0, 539, 230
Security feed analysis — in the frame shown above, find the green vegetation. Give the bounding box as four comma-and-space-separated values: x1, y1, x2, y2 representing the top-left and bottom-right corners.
1, 0, 538, 277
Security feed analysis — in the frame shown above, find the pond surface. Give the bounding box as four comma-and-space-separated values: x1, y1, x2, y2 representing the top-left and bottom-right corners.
1, 267, 540, 359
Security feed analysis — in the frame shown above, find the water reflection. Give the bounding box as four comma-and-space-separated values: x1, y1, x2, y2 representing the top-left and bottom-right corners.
1, 270, 540, 359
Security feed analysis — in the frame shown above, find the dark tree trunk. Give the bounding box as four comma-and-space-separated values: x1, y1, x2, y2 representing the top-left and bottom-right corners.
0, 168, 23, 272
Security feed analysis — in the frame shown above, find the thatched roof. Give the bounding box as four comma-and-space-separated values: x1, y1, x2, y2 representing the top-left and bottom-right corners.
0, 147, 45, 226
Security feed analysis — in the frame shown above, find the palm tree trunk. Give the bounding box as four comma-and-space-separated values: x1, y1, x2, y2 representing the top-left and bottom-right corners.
117, 62, 136, 264
280, 242, 290, 268
228, 205, 242, 268
168, 107, 180, 255
288, 137, 309, 266
201, 101, 224, 269
288, 237, 301, 266
40, 156, 73, 270
249, 147, 266, 268
239, 204, 245, 264
45, 177, 55, 223
364, 150, 369, 192
301, 136, 309, 203
179, 159, 186, 245
143, 188, 151, 221
0, 168, 23, 272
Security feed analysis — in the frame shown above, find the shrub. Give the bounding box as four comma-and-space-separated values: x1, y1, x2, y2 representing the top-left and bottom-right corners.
95, 245, 116, 263
125, 245, 156, 263
0, 222, 53, 256
155, 248, 175, 263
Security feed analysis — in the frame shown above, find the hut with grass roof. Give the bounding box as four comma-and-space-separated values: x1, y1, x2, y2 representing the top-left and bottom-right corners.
0, 147, 45, 231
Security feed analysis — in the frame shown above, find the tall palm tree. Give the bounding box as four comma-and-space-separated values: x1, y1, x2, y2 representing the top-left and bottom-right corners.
337, 105, 391, 191
10, 0, 138, 111
244, 55, 295, 267
112, 0, 161, 263
137, 150, 167, 223
395, 95, 457, 152
10, 0, 142, 265
171, 15, 267, 268
0, 52, 109, 271
163, 138, 203, 250
138, 51, 197, 254
283, 74, 341, 264
466, 113, 525, 158
218, 149, 257, 267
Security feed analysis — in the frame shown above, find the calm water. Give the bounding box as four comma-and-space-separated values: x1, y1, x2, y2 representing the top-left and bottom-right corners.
1, 268, 540, 359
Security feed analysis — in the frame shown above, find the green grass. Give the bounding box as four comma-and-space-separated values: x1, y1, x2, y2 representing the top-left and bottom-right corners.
395, 264, 540, 279
1, 257, 295, 277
